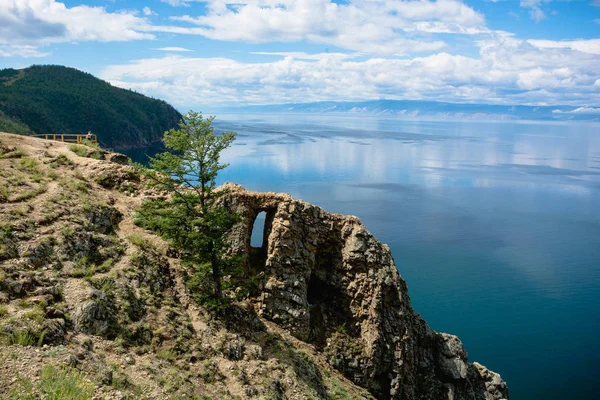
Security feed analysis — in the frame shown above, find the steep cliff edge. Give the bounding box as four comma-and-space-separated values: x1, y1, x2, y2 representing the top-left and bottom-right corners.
0, 132, 507, 399
219, 184, 508, 400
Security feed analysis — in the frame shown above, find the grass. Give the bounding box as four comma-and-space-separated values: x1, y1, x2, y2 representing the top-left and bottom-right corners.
81, 139, 101, 149
0, 148, 25, 159
0, 329, 45, 346
23, 308, 45, 323
11, 184, 47, 202
49, 154, 74, 168
58, 178, 90, 194
7, 375, 36, 400
126, 233, 156, 250
5, 173, 27, 187
71, 257, 116, 278
0, 305, 7, 317
68, 145, 87, 157
17, 157, 40, 173
37, 365, 95, 400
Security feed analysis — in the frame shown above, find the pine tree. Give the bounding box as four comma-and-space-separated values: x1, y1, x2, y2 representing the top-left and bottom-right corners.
136, 111, 239, 305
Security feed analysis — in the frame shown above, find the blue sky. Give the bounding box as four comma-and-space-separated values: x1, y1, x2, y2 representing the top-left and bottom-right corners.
1, 0, 599, 109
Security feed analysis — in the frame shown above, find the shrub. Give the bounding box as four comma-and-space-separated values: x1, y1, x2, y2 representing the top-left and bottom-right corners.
68, 145, 87, 157
38, 365, 95, 400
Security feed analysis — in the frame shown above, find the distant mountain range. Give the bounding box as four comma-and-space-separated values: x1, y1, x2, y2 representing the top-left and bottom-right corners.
0, 65, 182, 150
219, 100, 600, 122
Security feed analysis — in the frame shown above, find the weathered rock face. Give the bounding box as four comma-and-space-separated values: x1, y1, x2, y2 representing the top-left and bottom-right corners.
220, 183, 508, 400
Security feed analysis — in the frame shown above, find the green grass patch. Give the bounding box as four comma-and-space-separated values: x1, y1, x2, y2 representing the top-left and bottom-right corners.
11, 185, 47, 202
17, 157, 40, 172
37, 365, 95, 400
0, 329, 45, 346
0, 148, 25, 159
68, 145, 87, 157
49, 154, 74, 168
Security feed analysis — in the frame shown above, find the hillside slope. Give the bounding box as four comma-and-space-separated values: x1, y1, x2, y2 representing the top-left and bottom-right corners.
0, 132, 376, 399
0, 66, 182, 150
0, 132, 508, 399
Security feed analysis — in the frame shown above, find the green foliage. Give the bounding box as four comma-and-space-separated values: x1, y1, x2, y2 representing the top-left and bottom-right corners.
0, 65, 182, 149
0, 328, 45, 346
49, 154, 74, 168
37, 365, 95, 400
17, 157, 39, 172
0, 110, 30, 135
136, 111, 241, 307
68, 145, 87, 157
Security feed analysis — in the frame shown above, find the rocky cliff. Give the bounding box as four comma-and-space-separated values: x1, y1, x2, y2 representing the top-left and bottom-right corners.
219, 185, 508, 400
0, 132, 507, 399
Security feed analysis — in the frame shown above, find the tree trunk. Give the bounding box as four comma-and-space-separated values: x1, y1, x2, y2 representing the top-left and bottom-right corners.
211, 244, 222, 299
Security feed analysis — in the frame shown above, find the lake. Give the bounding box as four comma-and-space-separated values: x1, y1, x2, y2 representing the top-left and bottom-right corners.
134, 114, 600, 399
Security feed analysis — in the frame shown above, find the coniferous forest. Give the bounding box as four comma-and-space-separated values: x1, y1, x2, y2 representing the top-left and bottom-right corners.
0, 65, 182, 150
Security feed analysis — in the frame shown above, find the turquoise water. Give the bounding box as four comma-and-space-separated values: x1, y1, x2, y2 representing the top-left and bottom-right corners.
211, 114, 599, 400
129, 114, 600, 398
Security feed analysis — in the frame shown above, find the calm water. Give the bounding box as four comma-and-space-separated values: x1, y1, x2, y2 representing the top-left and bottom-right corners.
134, 114, 600, 399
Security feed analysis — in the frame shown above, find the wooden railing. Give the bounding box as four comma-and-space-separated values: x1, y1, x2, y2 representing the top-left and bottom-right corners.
30, 134, 97, 144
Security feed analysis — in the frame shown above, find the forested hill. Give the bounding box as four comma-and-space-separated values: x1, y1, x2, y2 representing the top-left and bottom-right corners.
0, 65, 182, 149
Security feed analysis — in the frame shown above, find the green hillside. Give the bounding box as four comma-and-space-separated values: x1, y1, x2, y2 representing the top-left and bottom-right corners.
0, 65, 182, 149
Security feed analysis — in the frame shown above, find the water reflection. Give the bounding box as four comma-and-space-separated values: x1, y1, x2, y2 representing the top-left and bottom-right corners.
217, 114, 600, 193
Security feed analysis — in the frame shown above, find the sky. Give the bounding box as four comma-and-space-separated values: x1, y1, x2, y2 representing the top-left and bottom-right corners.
1, 0, 599, 109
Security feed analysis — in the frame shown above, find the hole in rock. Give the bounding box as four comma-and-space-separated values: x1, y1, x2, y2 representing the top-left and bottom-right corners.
250, 211, 267, 248
248, 209, 275, 273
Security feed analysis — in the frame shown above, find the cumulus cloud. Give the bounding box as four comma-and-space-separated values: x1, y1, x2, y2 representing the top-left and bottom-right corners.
167, 0, 487, 55
0, 0, 155, 56
101, 35, 600, 107
2, 0, 488, 57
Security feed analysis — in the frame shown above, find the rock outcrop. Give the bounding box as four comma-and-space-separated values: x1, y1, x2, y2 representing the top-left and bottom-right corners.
0, 132, 507, 399
220, 183, 508, 400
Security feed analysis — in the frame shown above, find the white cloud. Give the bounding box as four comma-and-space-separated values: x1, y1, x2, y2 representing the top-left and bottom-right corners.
0, 0, 155, 57
552, 107, 600, 114
528, 39, 600, 55
166, 0, 487, 55
529, 6, 545, 22
142, 7, 157, 16
519, 0, 551, 22
0, 44, 50, 58
153, 47, 193, 52
101, 35, 600, 107
250, 52, 360, 60
160, 0, 191, 6
1, 0, 488, 57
